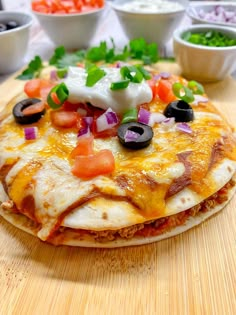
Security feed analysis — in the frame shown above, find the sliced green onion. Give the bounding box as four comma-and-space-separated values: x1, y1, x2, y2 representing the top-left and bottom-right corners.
121, 108, 138, 124
136, 65, 151, 80
110, 79, 130, 91
188, 80, 204, 95
47, 82, 69, 109
172, 82, 194, 103
182, 30, 236, 47
86, 63, 106, 87
120, 66, 143, 83
56, 68, 68, 79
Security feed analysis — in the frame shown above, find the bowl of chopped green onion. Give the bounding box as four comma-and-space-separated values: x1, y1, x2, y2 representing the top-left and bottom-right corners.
173, 24, 236, 82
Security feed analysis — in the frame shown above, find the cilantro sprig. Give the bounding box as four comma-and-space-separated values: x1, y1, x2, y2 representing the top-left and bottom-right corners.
49, 46, 86, 68
86, 40, 130, 63
16, 56, 43, 80
129, 38, 158, 64
17, 38, 159, 81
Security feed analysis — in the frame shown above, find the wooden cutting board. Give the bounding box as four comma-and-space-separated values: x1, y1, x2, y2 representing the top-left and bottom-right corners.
0, 64, 236, 315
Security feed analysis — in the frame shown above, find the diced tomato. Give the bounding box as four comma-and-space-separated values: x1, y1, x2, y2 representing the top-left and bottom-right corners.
50, 110, 80, 128
24, 79, 54, 98
70, 136, 94, 158
61, 1, 75, 12
22, 101, 45, 116
62, 101, 83, 112
155, 79, 176, 104
81, 5, 95, 12
24, 79, 41, 98
72, 149, 115, 179
67, 8, 79, 14
31, 0, 51, 13
51, 1, 63, 11
147, 78, 156, 99
92, 125, 119, 138
55, 9, 67, 14
31, 0, 104, 14
40, 84, 55, 102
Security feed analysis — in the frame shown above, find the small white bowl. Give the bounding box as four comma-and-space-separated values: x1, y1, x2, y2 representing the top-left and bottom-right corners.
110, 0, 189, 49
33, 7, 105, 50
173, 24, 236, 82
186, 1, 236, 28
0, 11, 32, 74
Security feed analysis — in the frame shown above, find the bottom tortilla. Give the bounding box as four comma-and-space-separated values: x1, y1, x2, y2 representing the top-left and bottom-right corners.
0, 183, 235, 248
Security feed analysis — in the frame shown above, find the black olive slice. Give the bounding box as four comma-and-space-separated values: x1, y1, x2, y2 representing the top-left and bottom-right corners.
13, 98, 45, 124
0, 23, 7, 32
6, 21, 19, 30
118, 122, 153, 150
163, 100, 194, 122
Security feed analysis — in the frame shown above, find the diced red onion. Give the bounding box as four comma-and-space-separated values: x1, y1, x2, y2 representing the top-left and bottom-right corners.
124, 130, 140, 142
153, 74, 161, 81
192, 95, 209, 106
160, 72, 171, 79
215, 5, 224, 15
115, 61, 128, 68
138, 108, 151, 125
176, 123, 193, 134
78, 116, 93, 138
24, 127, 38, 140
149, 112, 166, 126
162, 117, 175, 129
83, 116, 93, 127
77, 125, 91, 138
96, 108, 118, 132
153, 72, 170, 81
195, 5, 236, 25
50, 70, 58, 81
106, 111, 118, 124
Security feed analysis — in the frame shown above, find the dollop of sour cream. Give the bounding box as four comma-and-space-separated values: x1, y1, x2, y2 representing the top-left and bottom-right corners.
118, 0, 184, 14
64, 67, 152, 114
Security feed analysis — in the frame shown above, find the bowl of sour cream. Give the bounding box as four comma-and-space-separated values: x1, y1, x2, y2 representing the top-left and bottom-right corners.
110, 0, 189, 49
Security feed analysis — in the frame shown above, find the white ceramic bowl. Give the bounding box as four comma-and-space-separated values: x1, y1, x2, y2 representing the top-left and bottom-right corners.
33, 6, 105, 50
0, 11, 32, 74
186, 1, 236, 28
110, 0, 189, 49
173, 24, 236, 82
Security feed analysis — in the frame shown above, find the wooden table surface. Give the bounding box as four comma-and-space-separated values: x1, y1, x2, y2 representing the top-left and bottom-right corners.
1, 1, 236, 315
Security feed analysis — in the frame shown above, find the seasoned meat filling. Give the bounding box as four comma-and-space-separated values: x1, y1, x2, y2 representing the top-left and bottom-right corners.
57, 178, 235, 243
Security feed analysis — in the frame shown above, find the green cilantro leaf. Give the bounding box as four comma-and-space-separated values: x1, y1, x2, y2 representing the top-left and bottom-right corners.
16, 56, 43, 80
129, 38, 147, 59
49, 46, 66, 65
49, 46, 86, 68
86, 41, 108, 62
129, 38, 159, 64
16, 38, 160, 81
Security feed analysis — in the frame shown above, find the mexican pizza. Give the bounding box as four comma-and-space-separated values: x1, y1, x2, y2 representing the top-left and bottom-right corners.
0, 60, 235, 248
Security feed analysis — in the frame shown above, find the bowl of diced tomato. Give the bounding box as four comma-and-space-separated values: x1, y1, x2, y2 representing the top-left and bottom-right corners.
31, 0, 105, 50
